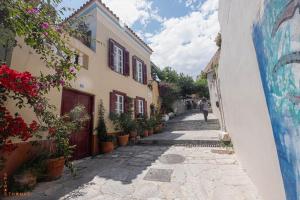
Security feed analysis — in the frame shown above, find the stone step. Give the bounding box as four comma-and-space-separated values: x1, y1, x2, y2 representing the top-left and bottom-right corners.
137, 139, 221, 146
137, 130, 222, 146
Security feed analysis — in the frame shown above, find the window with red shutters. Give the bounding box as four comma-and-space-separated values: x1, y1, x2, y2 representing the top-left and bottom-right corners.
135, 97, 147, 117
108, 39, 129, 76
110, 90, 131, 114
133, 56, 147, 85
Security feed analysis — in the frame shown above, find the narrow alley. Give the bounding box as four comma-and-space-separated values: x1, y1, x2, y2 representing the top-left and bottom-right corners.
14, 111, 262, 200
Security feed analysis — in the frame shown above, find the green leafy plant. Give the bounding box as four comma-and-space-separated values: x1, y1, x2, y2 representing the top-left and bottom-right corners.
95, 100, 115, 142
47, 105, 90, 175
109, 97, 136, 135
110, 112, 136, 135
136, 116, 146, 136
148, 117, 156, 130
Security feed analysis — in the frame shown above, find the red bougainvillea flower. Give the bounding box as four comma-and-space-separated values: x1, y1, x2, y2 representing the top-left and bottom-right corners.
0, 64, 39, 97
0, 106, 39, 152
48, 127, 56, 136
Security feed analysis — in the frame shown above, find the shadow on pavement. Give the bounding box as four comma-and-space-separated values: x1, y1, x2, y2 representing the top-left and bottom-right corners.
13, 146, 171, 200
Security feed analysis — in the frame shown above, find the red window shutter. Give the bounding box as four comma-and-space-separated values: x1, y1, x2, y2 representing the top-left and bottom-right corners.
124, 95, 129, 113
144, 100, 148, 117
124, 50, 130, 76
134, 98, 138, 118
143, 63, 147, 85
132, 56, 136, 80
108, 39, 114, 69
110, 91, 117, 113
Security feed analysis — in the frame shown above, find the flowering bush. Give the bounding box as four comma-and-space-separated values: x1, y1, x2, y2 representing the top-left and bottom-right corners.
0, 106, 39, 153
0, 64, 39, 97
0, 0, 87, 173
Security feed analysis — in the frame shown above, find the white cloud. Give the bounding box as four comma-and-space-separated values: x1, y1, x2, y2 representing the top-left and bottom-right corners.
149, 0, 220, 78
102, 0, 162, 26
102, 0, 219, 78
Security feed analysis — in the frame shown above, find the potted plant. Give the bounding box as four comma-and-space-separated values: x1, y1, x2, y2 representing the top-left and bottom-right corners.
110, 112, 135, 146
135, 115, 147, 137
46, 105, 89, 180
148, 117, 156, 136
110, 97, 136, 146
154, 112, 164, 133
129, 120, 138, 138
143, 116, 150, 137
95, 100, 115, 154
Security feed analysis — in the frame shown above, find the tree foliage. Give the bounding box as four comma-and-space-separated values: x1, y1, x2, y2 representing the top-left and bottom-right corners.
152, 65, 209, 100
159, 81, 180, 113
215, 32, 222, 48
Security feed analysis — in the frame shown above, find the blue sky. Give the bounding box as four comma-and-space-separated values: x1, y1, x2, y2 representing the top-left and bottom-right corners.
60, 0, 219, 77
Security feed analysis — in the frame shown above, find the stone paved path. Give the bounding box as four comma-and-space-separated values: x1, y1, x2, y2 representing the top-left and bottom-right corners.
140, 110, 221, 145
165, 111, 220, 132
8, 111, 262, 200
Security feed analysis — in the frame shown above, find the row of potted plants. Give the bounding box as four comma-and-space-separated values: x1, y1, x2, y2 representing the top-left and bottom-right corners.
96, 100, 164, 154
8, 101, 163, 192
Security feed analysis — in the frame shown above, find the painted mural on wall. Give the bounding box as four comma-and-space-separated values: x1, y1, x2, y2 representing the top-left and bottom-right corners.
252, 0, 300, 199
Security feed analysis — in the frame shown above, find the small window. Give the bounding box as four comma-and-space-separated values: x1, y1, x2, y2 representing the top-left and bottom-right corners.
74, 54, 79, 64
115, 94, 124, 114
138, 99, 144, 115
136, 60, 143, 83
113, 45, 124, 74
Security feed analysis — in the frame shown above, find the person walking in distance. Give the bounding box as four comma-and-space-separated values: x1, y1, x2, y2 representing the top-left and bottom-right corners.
202, 98, 209, 122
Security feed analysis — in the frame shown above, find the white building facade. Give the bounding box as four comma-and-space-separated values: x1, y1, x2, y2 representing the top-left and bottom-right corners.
217, 0, 300, 199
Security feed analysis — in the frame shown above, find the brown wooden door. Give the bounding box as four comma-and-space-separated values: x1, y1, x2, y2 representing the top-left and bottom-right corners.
61, 88, 94, 160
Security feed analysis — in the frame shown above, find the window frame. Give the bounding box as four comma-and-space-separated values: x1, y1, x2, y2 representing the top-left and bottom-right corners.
115, 94, 124, 114
138, 99, 144, 115
113, 43, 124, 74
136, 59, 143, 83
133, 56, 145, 84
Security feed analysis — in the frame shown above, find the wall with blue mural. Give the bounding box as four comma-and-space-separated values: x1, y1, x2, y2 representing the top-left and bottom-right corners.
253, 0, 300, 199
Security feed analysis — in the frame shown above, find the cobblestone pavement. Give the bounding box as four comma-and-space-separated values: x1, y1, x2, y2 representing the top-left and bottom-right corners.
9, 111, 262, 200
13, 146, 262, 200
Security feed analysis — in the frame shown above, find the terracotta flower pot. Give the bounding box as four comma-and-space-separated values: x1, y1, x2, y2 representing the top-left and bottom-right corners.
130, 130, 138, 138
149, 129, 154, 136
118, 134, 129, 146
154, 126, 160, 133
159, 124, 164, 129
143, 130, 149, 137
100, 141, 114, 154
47, 157, 65, 180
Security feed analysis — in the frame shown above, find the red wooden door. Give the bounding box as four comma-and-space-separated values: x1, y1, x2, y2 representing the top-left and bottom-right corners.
61, 89, 94, 160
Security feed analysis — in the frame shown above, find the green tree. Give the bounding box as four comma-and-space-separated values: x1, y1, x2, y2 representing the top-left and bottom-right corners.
177, 73, 196, 98
159, 81, 180, 113
195, 76, 209, 99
